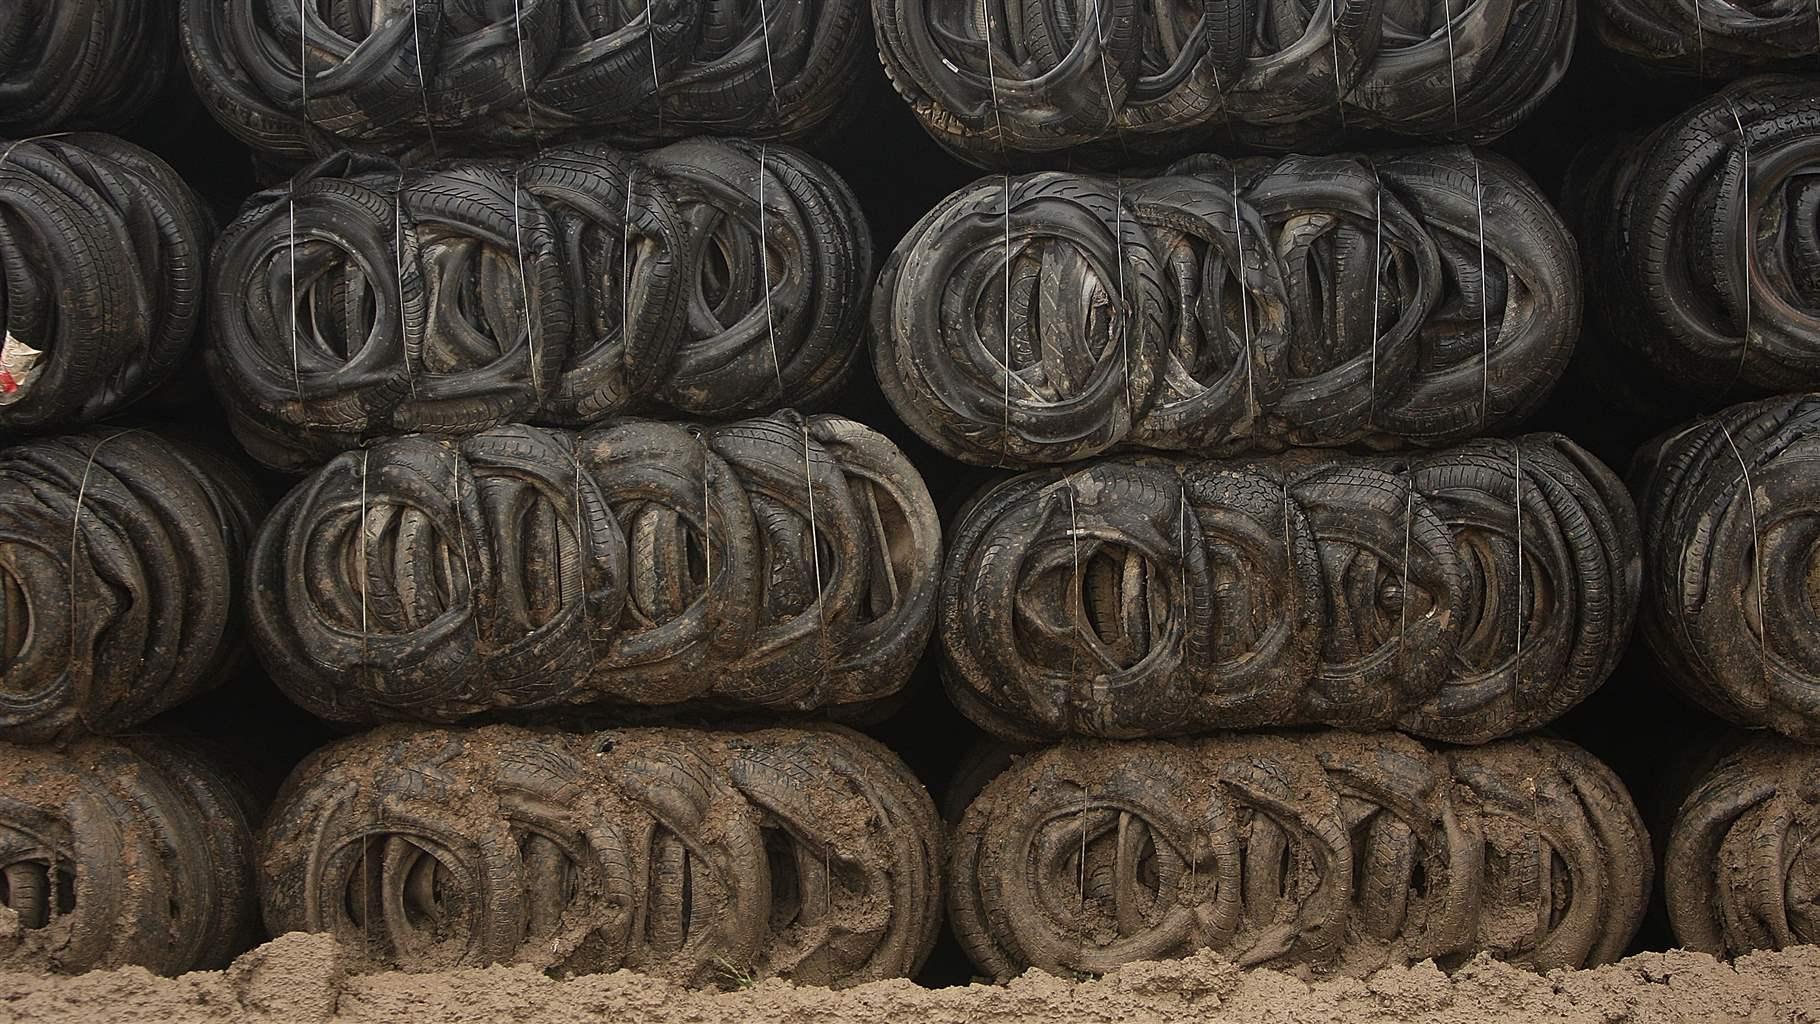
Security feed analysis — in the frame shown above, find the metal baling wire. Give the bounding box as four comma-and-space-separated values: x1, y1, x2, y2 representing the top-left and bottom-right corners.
1366, 157, 1384, 430
1232, 167, 1257, 431
1511, 441, 1524, 694
1091, 0, 1128, 159
360, 450, 371, 669
1692, 0, 1707, 76
510, 0, 541, 150
1723, 97, 1754, 397
645, 0, 665, 134
66, 430, 136, 724
759, 145, 785, 400
289, 181, 303, 404
1717, 420, 1771, 681
512, 166, 542, 393
449, 444, 483, 654
407, 0, 438, 158
1327, 0, 1347, 128
799, 417, 832, 699
757, 0, 782, 118
1471, 150, 1490, 430
1441, 0, 1462, 131
396, 171, 418, 400
1115, 174, 1131, 423
1000, 174, 1013, 468
1399, 468, 1414, 668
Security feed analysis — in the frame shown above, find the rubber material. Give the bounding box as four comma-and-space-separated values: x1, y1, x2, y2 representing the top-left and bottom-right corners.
950, 731, 1651, 980
0, 737, 259, 975
1595, 0, 1820, 74
259, 723, 942, 987
873, 0, 1577, 164
0, 133, 214, 433
1633, 393, 1820, 742
872, 148, 1579, 466
207, 141, 872, 471
1665, 735, 1820, 956
0, 431, 266, 744
0, 1, 173, 135
180, 0, 871, 163
1574, 76, 1820, 398
940, 434, 1640, 744
248, 412, 938, 724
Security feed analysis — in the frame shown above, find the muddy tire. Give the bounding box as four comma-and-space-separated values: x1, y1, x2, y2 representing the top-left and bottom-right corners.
259, 724, 941, 988
948, 731, 1649, 980
0, 737, 258, 975
940, 435, 1639, 743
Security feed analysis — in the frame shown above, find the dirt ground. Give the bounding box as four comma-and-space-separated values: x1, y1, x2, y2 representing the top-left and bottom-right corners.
1, 932, 1816, 1024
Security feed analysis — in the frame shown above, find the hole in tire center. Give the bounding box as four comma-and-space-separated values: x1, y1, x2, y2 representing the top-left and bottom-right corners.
0, 560, 30, 685
1, 859, 76, 928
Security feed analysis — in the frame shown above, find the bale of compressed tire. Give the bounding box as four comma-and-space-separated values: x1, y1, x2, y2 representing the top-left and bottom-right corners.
874, 0, 1577, 164
0, 1, 174, 135
1665, 735, 1820, 957
180, 0, 870, 164
249, 412, 938, 724
260, 723, 941, 987
207, 140, 872, 471
872, 148, 1579, 466
1595, 0, 1820, 75
0, 736, 259, 975
0, 134, 213, 433
1634, 394, 1820, 742
950, 732, 1650, 980
1574, 75, 1820, 399
941, 433, 1639, 744
0, 431, 266, 744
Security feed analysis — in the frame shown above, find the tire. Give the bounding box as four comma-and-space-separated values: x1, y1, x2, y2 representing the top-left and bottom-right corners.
940, 434, 1639, 743
872, 149, 1578, 466
0, 1, 173, 135
948, 731, 1650, 980
0, 431, 266, 743
259, 723, 940, 988
248, 413, 938, 723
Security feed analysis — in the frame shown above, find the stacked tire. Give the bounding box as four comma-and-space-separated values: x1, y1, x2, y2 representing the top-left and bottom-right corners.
260, 724, 942, 987
208, 140, 872, 471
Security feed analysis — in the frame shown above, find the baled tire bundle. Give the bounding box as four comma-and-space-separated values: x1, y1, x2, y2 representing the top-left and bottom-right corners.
0, 134, 214, 433
180, 0, 869, 164
873, 0, 1576, 165
872, 148, 1578, 466
1595, 0, 1820, 74
0, 1, 173, 135
941, 434, 1638, 744
249, 412, 938, 724
950, 732, 1650, 981
208, 140, 872, 471
1666, 736, 1820, 956
1577, 76, 1820, 397
0, 432, 266, 744
1634, 394, 1820, 742
0, 737, 259, 975
260, 724, 941, 987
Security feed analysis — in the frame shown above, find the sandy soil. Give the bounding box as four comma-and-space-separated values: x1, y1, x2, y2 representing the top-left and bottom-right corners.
1, 932, 1816, 1024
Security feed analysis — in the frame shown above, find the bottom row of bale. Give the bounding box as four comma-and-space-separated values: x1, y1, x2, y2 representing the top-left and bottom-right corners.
0, 724, 1809, 984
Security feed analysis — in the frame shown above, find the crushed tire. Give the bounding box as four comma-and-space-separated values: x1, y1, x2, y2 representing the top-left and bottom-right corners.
1573, 75, 1820, 398
0, 1, 173, 135
1665, 735, 1820, 957
248, 413, 938, 724
0, 736, 260, 975
1595, 0, 1820, 74
0, 134, 214, 433
259, 723, 941, 987
872, 148, 1579, 466
950, 732, 1650, 980
180, 0, 870, 164
873, 0, 1577, 165
1634, 394, 1820, 742
207, 141, 872, 472
941, 434, 1639, 744
0, 431, 266, 744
